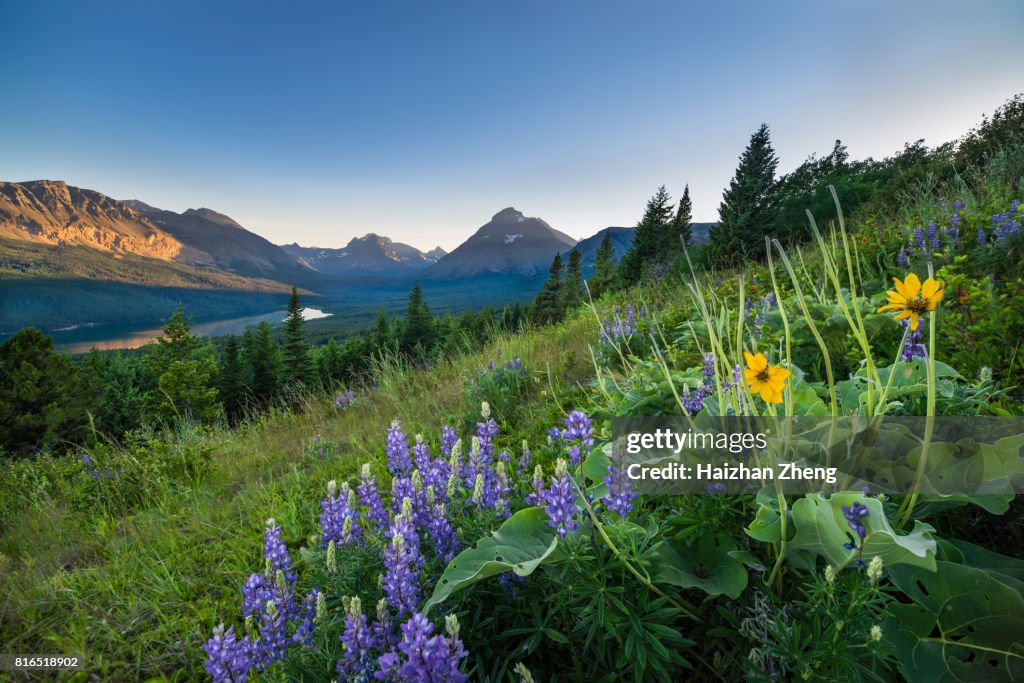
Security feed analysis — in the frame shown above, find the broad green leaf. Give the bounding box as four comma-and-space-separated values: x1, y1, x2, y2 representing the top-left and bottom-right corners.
644, 533, 748, 599
789, 493, 936, 571
887, 561, 1024, 681
423, 507, 563, 613
746, 488, 784, 543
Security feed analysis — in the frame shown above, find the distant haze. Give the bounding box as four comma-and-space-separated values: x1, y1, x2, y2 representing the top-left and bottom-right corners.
2, 1, 1022, 251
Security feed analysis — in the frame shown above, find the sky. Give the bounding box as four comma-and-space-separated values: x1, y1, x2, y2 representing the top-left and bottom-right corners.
2, 1, 1022, 252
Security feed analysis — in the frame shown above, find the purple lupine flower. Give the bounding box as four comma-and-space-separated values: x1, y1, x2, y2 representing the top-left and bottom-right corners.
913, 226, 925, 249
386, 419, 413, 475
977, 228, 986, 245
382, 500, 421, 617
946, 227, 959, 243
562, 410, 594, 466
463, 438, 495, 508
426, 502, 460, 564
702, 353, 716, 385
842, 501, 869, 541
705, 482, 728, 494
602, 445, 637, 517
358, 464, 390, 533
373, 598, 398, 652
954, 200, 965, 211
547, 427, 562, 442
320, 481, 361, 548
899, 319, 927, 362
927, 222, 937, 242
250, 597, 291, 672
293, 588, 320, 647
391, 475, 428, 530
440, 426, 458, 459
205, 624, 252, 683
263, 519, 296, 586
525, 465, 544, 506
493, 461, 511, 517
412, 435, 432, 478
376, 612, 468, 683
542, 459, 579, 538
334, 388, 356, 409
338, 596, 378, 679
497, 572, 526, 602
517, 442, 532, 477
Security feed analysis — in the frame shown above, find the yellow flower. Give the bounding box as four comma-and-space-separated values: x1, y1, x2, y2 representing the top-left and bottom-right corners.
877, 272, 944, 331
743, 351, 790, 404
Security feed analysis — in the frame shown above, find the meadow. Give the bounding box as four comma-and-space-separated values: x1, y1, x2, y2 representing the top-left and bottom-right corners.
2, 100, 1024, 682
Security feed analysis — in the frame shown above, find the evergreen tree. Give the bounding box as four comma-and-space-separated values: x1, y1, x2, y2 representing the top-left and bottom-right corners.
401, 283, 434, 358
0, 328, 98, 456
711, 124, 779, 265
250, 321, 281, 405
619, 186, 674, 284
282, 287, 314, 387
563, 249, 585, 311
531, 253, 564, 324
145, 306, 219, 424
589, 230, 619, 299
219, 335, 247, 423
82, 349, 148, 439
373, 308, 395, 354
671, 184, 693, 249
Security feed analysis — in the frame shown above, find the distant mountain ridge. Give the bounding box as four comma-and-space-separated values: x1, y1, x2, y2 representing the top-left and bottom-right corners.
281, 235, 445, 278
425, 207, 577, 279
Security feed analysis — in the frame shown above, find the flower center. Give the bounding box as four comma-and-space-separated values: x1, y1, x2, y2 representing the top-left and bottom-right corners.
906, 297, 930, 315
755, 368, 771, 383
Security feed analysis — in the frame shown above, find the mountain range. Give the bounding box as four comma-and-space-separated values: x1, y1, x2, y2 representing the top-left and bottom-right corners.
0, 179, 661, 333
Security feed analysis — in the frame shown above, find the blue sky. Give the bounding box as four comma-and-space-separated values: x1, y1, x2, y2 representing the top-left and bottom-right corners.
2, 1, 1022, 251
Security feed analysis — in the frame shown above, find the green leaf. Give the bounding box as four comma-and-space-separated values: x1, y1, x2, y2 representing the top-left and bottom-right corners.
644, 533, 748, 599
887, 561, 1024, 681
423, 507, 563, 613
789, 492, 936, 571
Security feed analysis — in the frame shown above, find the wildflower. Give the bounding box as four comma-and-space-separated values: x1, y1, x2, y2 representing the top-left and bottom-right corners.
514, 662, 536, 683
979, 366, 993, 383
517, 440, 532, 477
338, 596, 377, 679
743, 352, 791, 404
547, 427, 562, 442
866, 555, 884, 584
526, 465, 544, 506
913, 226, 925, 249
494, 461, 510, 515
251, 598, 290, 671
372, 598, 398, 653
877, 272, 944, 331
705, 482, 727, 494
358, 464, 390, 533
498, 572, 526, 601
824, 565, 836, 585
326, 540, 337, 574
382, 501, 420, 617
263, 519, 296, 586
899, 319, 927, 362
440, 425, 458, 459
842, 501, 869, 541
334, 388, 356, 409
204, 623, 253, 683
977, 228, 986, 245
376, 611, 468, 683
542, 459, 579, 538
426, 502, 460, 563
602, 444, 637, 517
386, 420, 413, 475
563, 410, 594, 466
870, 625, 883, 642
320, 481, 361, 548
293, 588, 320, 646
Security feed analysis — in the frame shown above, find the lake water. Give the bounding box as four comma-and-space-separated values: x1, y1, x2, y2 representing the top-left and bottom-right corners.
49, 308, 332, 355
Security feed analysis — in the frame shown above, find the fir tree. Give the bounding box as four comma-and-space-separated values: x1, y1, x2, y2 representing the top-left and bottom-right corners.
671, 184, 693, 249
144, 306, 219, 424
0, 328, 98, 456
563, 249, 585, 311
401, 283, 434, 358
711, 124, 779, 265
219, 335, 247, 423
589, 230, 619, 299
619, 185, 674, 284
282, 287, 314, 387
532, 253, 564, 323
250, 321, 281, 405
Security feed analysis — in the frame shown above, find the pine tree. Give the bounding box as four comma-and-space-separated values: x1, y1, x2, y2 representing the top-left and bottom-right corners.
373, 308, 395, 354
589, 230, 619, 299
144, 306, 219, 424
250, 321, 281, 405
531, 253, 564, 323
219, 335, 247, 423
671, 184, 693, 249
563, 249, 585, 311
619, 185, 674, 284
0, 328, 98, 456
711, 124, 779, 265
282, 287, 314, 388
401, 283, 434, 358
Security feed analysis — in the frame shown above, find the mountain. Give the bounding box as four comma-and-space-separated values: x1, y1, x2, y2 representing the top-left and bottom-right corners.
0, 180, 210, 264
564, 227, 633, 271
141, 206, 316, 284
425, 207, 577, 279
282, 235, 446, 278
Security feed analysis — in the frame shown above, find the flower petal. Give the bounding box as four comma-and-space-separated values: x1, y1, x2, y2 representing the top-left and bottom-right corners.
902, 272, 922, 297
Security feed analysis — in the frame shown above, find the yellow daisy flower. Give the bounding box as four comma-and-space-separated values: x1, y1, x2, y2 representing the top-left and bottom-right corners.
877, 273, 944, 331
743, 351, 791, 404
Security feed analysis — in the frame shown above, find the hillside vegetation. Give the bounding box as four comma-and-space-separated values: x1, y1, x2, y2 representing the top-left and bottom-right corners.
2, 95, 1023, 682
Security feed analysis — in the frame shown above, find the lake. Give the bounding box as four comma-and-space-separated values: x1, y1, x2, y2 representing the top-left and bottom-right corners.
48, 308, 333, 355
